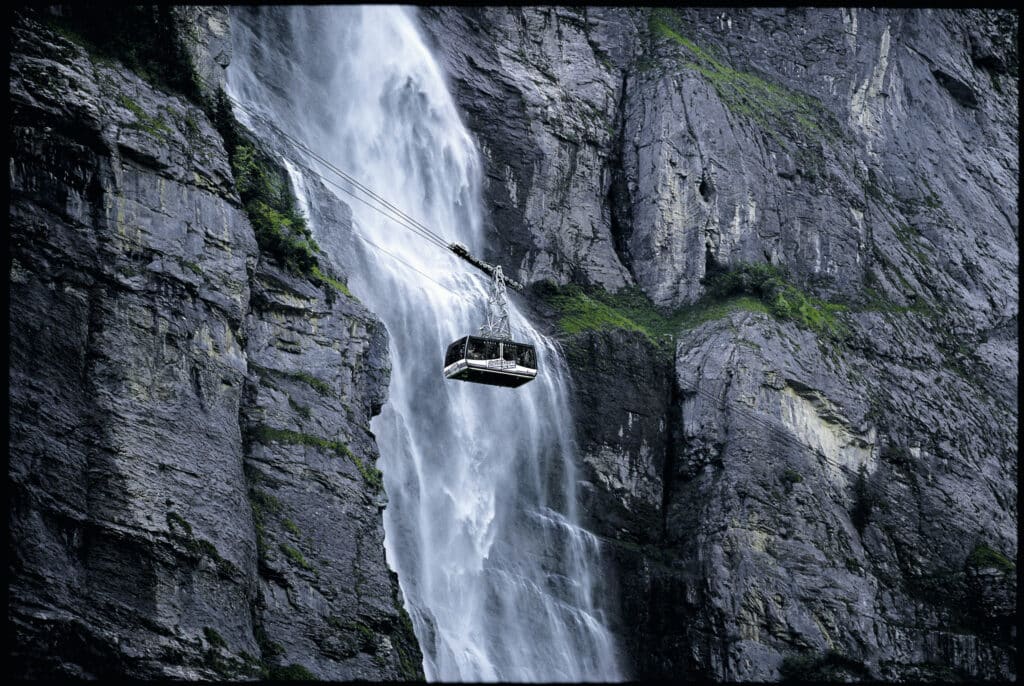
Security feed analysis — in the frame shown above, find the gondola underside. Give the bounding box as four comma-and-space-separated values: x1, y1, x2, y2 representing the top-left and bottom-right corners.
444, 360, 537, 387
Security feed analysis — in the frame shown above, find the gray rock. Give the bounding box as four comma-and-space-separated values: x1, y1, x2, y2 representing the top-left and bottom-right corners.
430, 7, 1017, 681
10, 5, 1016, 683
425, 8, 1016, 325
9, 14, 259, 678
419, 7, 635, 291
171, 6, 232, 102
8, 11, 422, 680
241, 260, 420, 680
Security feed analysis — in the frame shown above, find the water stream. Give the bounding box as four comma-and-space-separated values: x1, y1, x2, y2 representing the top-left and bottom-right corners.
228, 6, 622, 681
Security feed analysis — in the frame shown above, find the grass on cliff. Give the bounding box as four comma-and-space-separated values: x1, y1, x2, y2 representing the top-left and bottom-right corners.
267, 664, 317, 681
648, 9, 839, 145
116, 94, 174, 141
779, 650, 871, 682
535, 262, 847, 345
278, 543, 314, 572
43, 8, 353, 293
536, 282, 771, 349
212, 96, 357, 295
251, 425, 383, 492
703, 262, 848, 340
213, 94, 319, 276
535, 282, 674, 345
965, 543, 1015, 574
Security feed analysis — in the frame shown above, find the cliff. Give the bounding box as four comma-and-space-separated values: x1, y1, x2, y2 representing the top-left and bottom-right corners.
8, 5, 1017, 683
421, 7, 1017, 681
8, 9, 420, 679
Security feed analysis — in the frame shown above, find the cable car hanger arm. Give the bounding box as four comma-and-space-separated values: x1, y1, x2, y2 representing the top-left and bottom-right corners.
447, 242, 524, 292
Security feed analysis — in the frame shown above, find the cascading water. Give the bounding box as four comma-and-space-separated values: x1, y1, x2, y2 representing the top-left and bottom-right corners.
228, 7, 623, 681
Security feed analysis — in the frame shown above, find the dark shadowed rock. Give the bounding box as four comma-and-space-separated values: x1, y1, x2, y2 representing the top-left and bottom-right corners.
8, 10, 422, 680
9, 5, 1015, 683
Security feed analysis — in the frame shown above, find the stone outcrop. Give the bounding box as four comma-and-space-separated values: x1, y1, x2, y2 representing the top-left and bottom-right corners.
422, 6, 1017, 682
9, 5, 1017, 682
8, 10, 420, 680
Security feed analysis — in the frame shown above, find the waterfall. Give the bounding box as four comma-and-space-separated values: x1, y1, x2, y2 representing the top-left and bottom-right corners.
227, 7, 622, 681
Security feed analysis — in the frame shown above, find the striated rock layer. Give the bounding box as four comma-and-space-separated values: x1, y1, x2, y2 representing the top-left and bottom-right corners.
9, 5, 1017, 682
8, 10, 421, 680
422, 7, 1017, 681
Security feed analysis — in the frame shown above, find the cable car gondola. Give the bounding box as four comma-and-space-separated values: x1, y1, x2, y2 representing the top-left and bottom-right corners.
444, 336, 537, 387
442, 243, 538, 388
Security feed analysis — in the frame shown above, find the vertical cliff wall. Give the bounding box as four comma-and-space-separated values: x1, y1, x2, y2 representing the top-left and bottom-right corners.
9, 5, 1016, 682
8, 9, 420, 679
420, 7, 1017, 681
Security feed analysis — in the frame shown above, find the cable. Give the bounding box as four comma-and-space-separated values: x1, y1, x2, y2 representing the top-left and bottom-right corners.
196, 75, 479, 302
351, 232, 478, 306
219, 84, 453, 251
209, 76, 846, 463
195, 73, 453, 254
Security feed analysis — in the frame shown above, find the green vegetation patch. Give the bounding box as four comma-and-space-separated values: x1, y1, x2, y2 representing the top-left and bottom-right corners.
165, 512, 237, 578
267, 663, 317, 681
250, 363, 333, 396
781, 467, 803, 485
250, 488, 284, 519
251, 425, 382, 492
860, 287, 935, 316
288, 396, 312, 420
966, 543, 1015, 574
203, 627, 227, 650
674, 295, 772, 331
535, 263, 847, 347
535, 281, 768, 348
252, 425, 352, 458
311, 264, 352, 297
166, 511, 194, 537
703, 262, 848, 341
248, 487, 283, 558
287, 371, 333, 396
891, 222, 933, 267
393, 603, 424, 680
212, 92, 321, 277
351, 621, 378, 652
282, 517, 302, 537
279, 543, 313, 571
117, 94, 173, 140
537, 283, 668, 345
254, 625, 284, 660
649, 9, 840, 144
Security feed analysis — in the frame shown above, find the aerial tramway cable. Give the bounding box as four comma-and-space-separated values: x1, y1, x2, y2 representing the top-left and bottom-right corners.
213, 80, 539, 387
214, 81, 846, 451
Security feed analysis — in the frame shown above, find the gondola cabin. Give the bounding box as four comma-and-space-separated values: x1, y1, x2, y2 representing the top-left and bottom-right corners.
444, 336, 538, 388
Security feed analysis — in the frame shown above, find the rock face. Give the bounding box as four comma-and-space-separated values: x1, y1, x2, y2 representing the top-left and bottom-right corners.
421, 6, 1017, 682
8, 10, 420, 680
419, 7, 636, 291
241, 260, 420, 681
9, 5, 1017, 682
423, 7, 1017, 317
170, 6, 232, 101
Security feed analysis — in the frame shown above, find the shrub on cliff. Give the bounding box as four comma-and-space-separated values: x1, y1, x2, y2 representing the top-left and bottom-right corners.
212, 92, 320, 276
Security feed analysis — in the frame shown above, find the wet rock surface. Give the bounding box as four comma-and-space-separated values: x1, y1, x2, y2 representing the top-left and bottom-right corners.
9, 5, 1017, 682
423, 6, 1017, 682
8, 11, 420, 680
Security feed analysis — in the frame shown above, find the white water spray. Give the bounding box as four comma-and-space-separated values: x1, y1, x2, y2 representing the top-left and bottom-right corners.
228, 7, 622, 681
